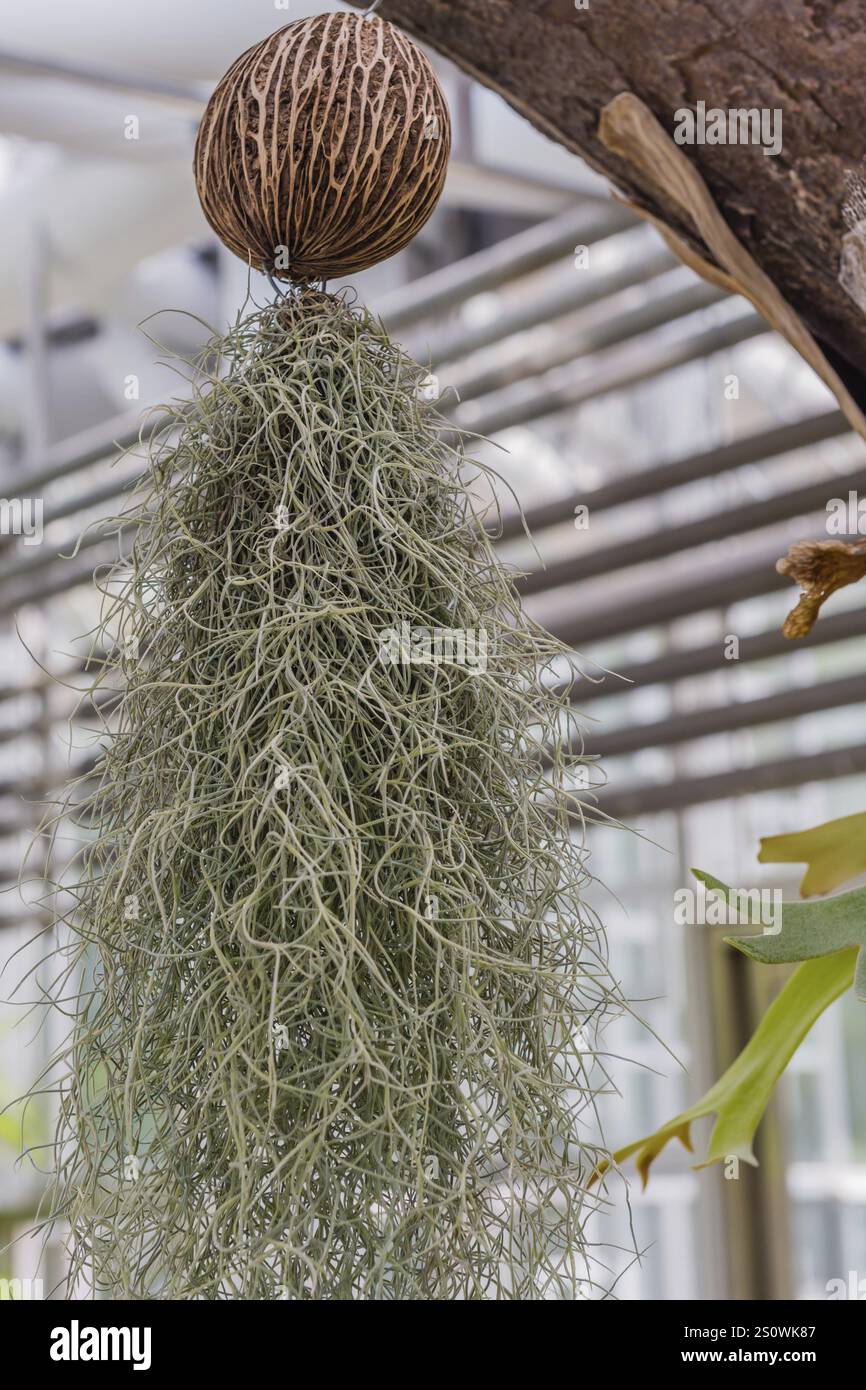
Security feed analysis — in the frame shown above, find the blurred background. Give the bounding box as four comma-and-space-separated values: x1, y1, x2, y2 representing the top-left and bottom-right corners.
0, 0, 865, 1301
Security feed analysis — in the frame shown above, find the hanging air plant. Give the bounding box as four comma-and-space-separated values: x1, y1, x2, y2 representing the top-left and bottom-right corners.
32, 10, 625, 1300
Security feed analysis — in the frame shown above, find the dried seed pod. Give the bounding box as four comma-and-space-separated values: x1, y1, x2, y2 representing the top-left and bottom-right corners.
194, 12, 450, 282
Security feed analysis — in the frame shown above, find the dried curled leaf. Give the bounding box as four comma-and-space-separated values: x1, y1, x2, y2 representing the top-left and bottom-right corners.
597, 93, 866, 445
777, 538, 866, 638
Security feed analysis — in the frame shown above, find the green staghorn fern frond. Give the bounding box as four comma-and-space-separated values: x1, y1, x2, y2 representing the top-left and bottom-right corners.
27, 288, 627, 1300
597, 845, 866, 1191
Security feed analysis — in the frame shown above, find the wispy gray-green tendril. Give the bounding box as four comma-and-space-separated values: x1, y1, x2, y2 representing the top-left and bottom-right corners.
30, 288, 625, 1299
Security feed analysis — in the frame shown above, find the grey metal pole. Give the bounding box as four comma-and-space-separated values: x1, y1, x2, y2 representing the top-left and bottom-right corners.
496, 409, 850, 543
516, 460, 866, 597
424, 237, 677, 366
455, 277, 727, 401
593, 743, 866, 821
375, 202, 635, 330
456, 312, 767, 437
22, 221, 50, 467
560, 605, 866, 705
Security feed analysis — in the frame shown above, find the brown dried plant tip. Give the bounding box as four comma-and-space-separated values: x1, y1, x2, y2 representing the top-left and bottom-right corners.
777, 538, 866, 638
194, 12, 450, 282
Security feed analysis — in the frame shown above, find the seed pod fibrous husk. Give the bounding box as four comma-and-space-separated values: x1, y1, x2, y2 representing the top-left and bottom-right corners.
194, 13, 451, 282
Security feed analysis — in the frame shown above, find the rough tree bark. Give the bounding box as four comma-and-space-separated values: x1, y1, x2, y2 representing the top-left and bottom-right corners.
356, 0, 866, 389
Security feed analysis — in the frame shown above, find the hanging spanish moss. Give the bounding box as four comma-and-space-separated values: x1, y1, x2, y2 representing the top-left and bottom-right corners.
29, 287, 624, 1299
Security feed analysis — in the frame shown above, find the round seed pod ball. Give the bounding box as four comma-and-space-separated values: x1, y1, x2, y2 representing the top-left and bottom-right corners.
194, 11, 451, 283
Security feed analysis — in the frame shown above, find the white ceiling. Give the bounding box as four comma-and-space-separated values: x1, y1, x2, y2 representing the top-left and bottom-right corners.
0, 0, 319, 81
